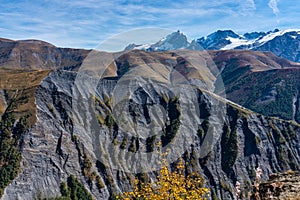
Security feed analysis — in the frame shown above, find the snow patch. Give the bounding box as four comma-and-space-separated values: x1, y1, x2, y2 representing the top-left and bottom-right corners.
257, 29, 300, 45
290, 35, 297, 39
221, 37, 255, 50
222, 29, 300, 50
133, 44, 152, 50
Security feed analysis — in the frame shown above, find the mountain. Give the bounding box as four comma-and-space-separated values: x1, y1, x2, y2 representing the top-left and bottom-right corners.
1, 37, 297, 126
243, 31, 267, 40
197, 29, 281, 50
253, 30, 300, 62
208, 50, 300, 123
150, 30, 189, 51
125, 29, 300, 62
122, 29, 300, 123
125, 30, 189, 51
196, 30, 241, 50
0, 38, 90, 70
195, 29, 300, 62
6, 68, 300, 200
0, 39, 300, 200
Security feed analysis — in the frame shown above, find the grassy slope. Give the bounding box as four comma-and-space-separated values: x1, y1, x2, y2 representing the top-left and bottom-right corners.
209, 50, 300, 123
0, 68, 50, 125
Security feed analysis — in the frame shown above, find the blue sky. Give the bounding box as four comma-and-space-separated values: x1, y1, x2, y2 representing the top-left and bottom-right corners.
0, 0, 298, 49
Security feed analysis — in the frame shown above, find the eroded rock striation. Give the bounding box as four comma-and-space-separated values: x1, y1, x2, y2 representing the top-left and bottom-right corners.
2, 68, 300, 200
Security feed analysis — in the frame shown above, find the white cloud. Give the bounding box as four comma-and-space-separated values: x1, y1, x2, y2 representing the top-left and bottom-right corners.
247, 0, 256, 11
268, 0, 280, 15
238, 0, 256, 15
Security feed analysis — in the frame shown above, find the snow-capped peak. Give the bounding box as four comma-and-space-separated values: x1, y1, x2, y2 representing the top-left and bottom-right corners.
124, 28, 300, 62
151, 30, 189, 51
257, 29, 300, 45
124, 30, 190, 51
220, 29, 300, 50
124, 28, 300, 54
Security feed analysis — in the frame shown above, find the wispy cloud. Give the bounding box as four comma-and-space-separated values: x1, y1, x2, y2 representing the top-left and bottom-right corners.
268, 0, 280, 15
239, 0, 256, 14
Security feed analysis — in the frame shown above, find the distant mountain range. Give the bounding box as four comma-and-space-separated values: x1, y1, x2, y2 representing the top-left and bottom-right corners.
125, 29, 300, 62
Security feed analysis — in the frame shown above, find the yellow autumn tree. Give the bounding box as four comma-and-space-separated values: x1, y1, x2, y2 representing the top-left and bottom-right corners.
118, 152, 209, 200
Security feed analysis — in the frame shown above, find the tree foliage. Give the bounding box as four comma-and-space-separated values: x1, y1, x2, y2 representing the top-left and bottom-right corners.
0, 102, 29, 197
54, 175, 93, 200
118, 155, 209, 200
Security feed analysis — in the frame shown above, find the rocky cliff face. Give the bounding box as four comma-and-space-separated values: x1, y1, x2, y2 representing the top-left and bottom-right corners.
197, 30, 240, 50
259, 171, 300, 200
2, 66, 300, 200
0, 41, 300, 200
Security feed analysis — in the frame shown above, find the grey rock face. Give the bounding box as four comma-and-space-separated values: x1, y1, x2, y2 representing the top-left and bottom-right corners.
0, 89, 6, 117
197, 30, 240, 50
2, 69, 300, 200
259, 171, 300, 199
243, 31, 267, 40
125, 31, 190, 51
254, 31, 300, 62
2, 71, 110, 200
151, 30, 189, 51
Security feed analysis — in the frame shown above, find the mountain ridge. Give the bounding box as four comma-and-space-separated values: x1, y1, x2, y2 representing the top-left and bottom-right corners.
2, 67, 300, 200
125, 29, 300, 63
0, 36, 299, 123
0, 37, 300, 199
0, 37, 90, 70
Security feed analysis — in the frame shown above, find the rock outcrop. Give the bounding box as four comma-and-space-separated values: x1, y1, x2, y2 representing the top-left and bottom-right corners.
0, 44, 300, 200
2, 68, 300, 200
259, 171, 300, 200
